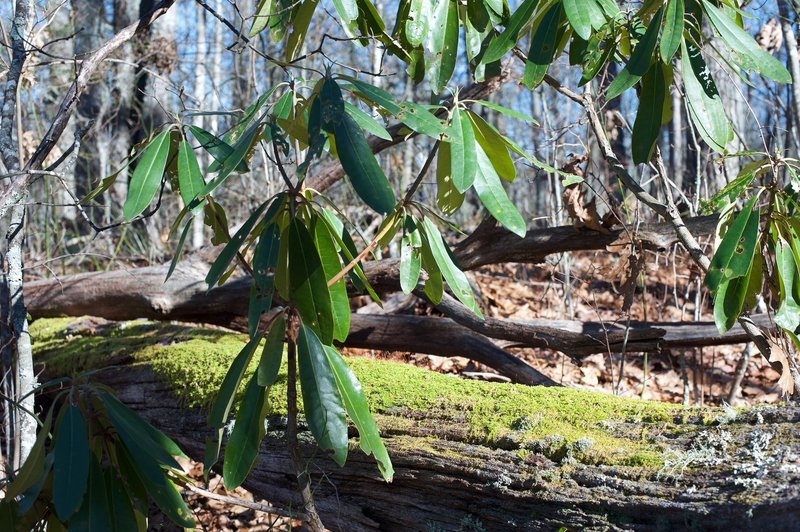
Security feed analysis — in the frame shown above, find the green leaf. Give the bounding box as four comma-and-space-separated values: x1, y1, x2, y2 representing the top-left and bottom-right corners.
188, 125, 247, 173
421, 217, 483, 317
223, 375, 270, 489
289, 218, 335, 343
400, 221, 422, 294
285, 0, 320, 61
705, 194, 760, 291
466, 111, 516, 181
115, 444, 194, 528
342, 78, 402, 115
297, 324, 348, 466
706, 158, 768, 211
258, 314, 285, 386
775, 237, 800, 333
405, 0, 429, 46
323, 346, 394, 480
426, 0, 459, 93
249, 223, 281, 337
420, 242, 444, 303
207, 334, 263, 428
563, 0, 605, 40
631, 62, 668, 164
165, 218, 193, 282
702, 0, 791, 83
250, 0, 275, 37
473, 144, 527, 237
6, 404, 53, 499
681, 39, 732, 153
472, 100, 537, 123
206, 200, 271, 288
53, 403, 89, 520
483, 0, 538, 63
333, 113, 397, 215
522, 2, 565, 89
199, 123, 261, 197
98, 391, 185, 468
397, 102, 447, 137
344, 101, 392, 140
69, 457, 111, 531
177, 140, 205, 208
660, 0, 684, 62
713, 274, 748, 333
123, 130, 171, 220
106, 467, 139, 532
437, 143, 466, 215
315, 221, 350, 342
448, 110, 477, 193
606, 7, 664, 100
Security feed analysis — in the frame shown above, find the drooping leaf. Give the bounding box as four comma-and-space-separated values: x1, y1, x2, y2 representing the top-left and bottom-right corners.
258, 314, 286, 386
606, 7, 664, 100
200, 123, 262, 197
473, 143, 527, 237
323, 346, 394, 480
106, 467, 139, 532
53, 403, 90, 520
702, 0, 791, 83
631, 62, 668, 164
285, 0, 320, 61
400, 220, 422, 294
223, 375, 271, 489
563, 0, 605, 41
482, 0, 538, 63
426, 0, 459, 93
314, 220, 350, 342
466, 111, 516, 181
115, 444, 194, 528
123, 130, 171, 220
249, 222, 281, 337
187, 125, 247, 173
660, 0, 684, 62
206, 334, 263, 428
165, 218, 193, 282
437, 143, 465, 215
775, 237, 800, 333
522, 2, 566, 89
713, 274, 748, 333
333, 113, 397, 215
69, 457, 111, 531
448, 109, 477, 193
297, 324, 348, 466
206, 200, 271, 288
288, 218, 335, 343
421, 217, 483, 317
5, 404, 54, 499
176, 140, 206, 209
681, 39, 733, 153
705, 194, 760, 291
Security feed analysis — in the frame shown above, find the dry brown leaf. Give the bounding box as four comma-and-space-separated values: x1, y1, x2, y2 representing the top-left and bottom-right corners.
766, 333, 796, 396
564, 184, 612, 235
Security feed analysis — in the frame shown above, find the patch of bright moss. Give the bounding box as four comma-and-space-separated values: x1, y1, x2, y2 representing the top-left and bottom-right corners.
31, 318, 694, 467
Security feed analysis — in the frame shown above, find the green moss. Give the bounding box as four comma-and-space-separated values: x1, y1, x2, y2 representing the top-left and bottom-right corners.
31, 318, 698, 467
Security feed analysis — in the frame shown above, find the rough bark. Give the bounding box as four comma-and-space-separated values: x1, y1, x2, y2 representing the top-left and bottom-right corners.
75, 354, 800, 531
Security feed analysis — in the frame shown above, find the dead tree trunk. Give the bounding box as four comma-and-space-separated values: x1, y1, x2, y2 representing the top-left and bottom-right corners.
33, 319, 800, 531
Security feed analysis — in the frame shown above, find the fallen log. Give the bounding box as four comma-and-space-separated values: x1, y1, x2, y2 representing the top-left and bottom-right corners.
30, 318, 800, 531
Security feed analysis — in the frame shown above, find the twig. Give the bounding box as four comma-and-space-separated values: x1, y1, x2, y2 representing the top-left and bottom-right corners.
183, 482, 307, 522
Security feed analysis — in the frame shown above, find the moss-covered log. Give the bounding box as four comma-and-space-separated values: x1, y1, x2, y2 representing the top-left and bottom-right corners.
30, 317, 800, 530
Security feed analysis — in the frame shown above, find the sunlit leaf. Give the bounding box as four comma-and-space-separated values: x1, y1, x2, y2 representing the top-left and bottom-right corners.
123, 130, 171, 220
323, 346, 394, 480
297, 324, 348, 466
606, 7, 664, 100
705, 194, 760, 291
